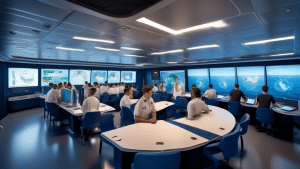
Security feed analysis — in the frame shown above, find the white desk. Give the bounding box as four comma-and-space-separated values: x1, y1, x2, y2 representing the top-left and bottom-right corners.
60, 103, 115, 116
154, 101, 174, 112
130, 99, 139, 104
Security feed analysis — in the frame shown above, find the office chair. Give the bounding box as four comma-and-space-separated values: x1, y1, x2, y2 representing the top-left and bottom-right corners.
204, 125, 241, 169
99, 113, 116, 154
131, 150, 181, 169
130, 103, 137, 111
256, 107, 275, 136
121, 106, 135, 127
46, 102, 65, 126
158, 91, 165, 100
228, 100, 243, 122
109, 94, 120, 110
152, 93, 161, 103
100, 93, 110, 104
174, 97, 189, 119
80, 111, 101, 144
206, 99, 219, 107
238, 113, 250, 153
118, 93, 125, 101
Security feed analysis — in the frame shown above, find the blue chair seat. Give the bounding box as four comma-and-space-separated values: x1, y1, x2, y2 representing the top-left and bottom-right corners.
256, 107, 275, 136
238, 113, 250, 153
206, 99, 219, 107
228, 100, 243, 122
152, 93, 161, 103
121, 106, 135, 127
80, 111, 101, 144
100, 93, 110, 104
99, 113, 116, 153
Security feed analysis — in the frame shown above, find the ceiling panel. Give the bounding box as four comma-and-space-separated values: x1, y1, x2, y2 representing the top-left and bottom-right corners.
230, 0, 254, 14
239, 30, 295, 44
63, 11, 105, 28
89, 20, 121, 33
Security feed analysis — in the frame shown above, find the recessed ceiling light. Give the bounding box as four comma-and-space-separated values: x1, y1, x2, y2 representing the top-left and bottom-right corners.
167, 62, 178, 64
286, 8, 292, 14
121, 47, 142, 51
124, 54, 145, 58
56, 46, 84, 51
150, 49, 184, 55
95, 47, 120, 51
73, 36, 115, 44
137, 17, 227, 35
243, 36, 295, 45
187, 44, 220, 50
269, 53, 294, 56
185, 61, 198, 63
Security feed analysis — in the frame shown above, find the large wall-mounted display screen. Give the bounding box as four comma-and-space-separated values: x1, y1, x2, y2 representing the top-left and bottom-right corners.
237, 66, 265, 97
160, 70, 185, 92
108, 71, 120, 83
91, 70, 107, 84
266, 65, 300, 100
41, 69, 69, 86
69, 70, 91, 85
210, 68, 235, 94
188, 69, 209, 92
8, 68, 39, 88
121, 71, 136, 83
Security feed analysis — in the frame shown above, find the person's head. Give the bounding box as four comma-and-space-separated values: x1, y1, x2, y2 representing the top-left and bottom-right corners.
208, 84, 213, 89
93, 82, 98, 86
262, 85, 269, 93
142, 85, 153, 99
64, 82, 67, 87
124, 88, 131, 95
153, 81, 157, 87
68, 82, 72, 87
58, 83, 63, 89
174, 77, 179, 83
235, 83, 239, 89
89, 88, 97, 96
88, 83, 92, 87
191, 84, 196, 89
121, 82, 125, 86
85, 81, 88, 85
105, 81, 108, 86
49, 83, 54, 88
53, 84, 58, 89
191, 88, 201, 99
115, 83, 119, 87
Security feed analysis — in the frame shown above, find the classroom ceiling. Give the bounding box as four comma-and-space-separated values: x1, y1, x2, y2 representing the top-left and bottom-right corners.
0, 0, 299, 68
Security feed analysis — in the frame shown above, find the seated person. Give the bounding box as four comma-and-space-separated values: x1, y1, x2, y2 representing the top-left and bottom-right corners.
202, 84, 218, 99
152, 81, 158, 92
100, 81, 110, 94
120, 88, 132, 109
108, 83, 119, 96
82, 81, 89, 98
45, 84, 61, 104
58, 83, 63, 94
46, 83, 54, 95
81, 88, 100, 119
119, 82, 125, 93
187, 88, 210, 120
63, 82, 68, 89
229, 83, 247, 104
125, 85, 133, 99
94, 82, 101, 99
159, 82, 166, 91
255, 85, 279, 108
134, 85, 157, 124
191, 84, 196, 89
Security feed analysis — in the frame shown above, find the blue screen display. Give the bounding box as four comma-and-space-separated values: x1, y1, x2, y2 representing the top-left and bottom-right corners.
160, 70, 185, 92
237, 66, 265, 97
266, 65, 300, 100
61, 89, 71, 102
91, 70, 107, 84
188, 69, 209, 92
210, 68, 236, 94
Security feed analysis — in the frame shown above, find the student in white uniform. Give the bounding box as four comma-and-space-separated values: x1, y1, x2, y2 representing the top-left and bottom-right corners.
93, 82, 101, 99
58, 83, 63, 94
119, 82, 125, 94
134, 85, 157, 124
63, 82, 68, 89
81, 88, 100, 119
187, 88, 210, 120
152, 81, 158, 92
120, 88, 132, 109
100, 81, 109, 94
47, 83, 54, 95
45, 84, 61, 104
173, 78, 185, 100
202, 84, 218, 99
82, 81, 89, 98
159, 82, 166, 91
108, 83, 120, 96
125, 85, 134, 99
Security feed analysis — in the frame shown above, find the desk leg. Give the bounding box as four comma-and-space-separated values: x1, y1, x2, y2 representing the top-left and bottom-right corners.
114, 148, 136, 169
272, 113, 294, 140
68, 114, 81, 133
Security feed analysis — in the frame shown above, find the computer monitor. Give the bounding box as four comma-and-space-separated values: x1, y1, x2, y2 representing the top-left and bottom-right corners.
42, 86, 52, 96
71, 89, 78, 106
61, 89, 72, 103
246, 99, 256, 105
280, 106, 297, 111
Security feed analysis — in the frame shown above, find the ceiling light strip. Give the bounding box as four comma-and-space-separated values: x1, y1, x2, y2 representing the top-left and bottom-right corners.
95, 47, 120, 51
244, 36, 295, 45
56, 46, 84, 51
269, 53, 294, 57
121, 47, 142, 51
151, 49, 184, 55
187, 44, 220, 50
124, 54, 145, 58
167, 62, 178, 64
73, 36, 115, 44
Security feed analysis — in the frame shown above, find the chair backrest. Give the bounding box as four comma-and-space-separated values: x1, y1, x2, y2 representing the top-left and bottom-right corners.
133, 90, 142, 99
152, 93, 161, 103
100, 93, 110, 104
82, 111, 101, 130
207, 99, 219, 107
46, 102, 60, 117
101, 113, 115, 133
176, 98, 189, 108
79, 88, 84, 105
131, 103, 137, 110
228, 100, 242, 116
158, 91, 165, 100
256, 107, 275, 125
119, 93, 125, 100
219, 124, 241, 160
239, 113, 250, 136
109, 94, 118, 102
121, 106, 135, 126
132, 150, 181, 169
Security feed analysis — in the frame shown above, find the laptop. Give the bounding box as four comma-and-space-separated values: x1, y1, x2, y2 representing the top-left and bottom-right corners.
246, 99, 256, 105
280, 106, 297, 112
217, 95, 225, 99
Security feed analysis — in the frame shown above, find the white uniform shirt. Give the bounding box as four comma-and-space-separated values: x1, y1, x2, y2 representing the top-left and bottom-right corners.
81, 96, 100, 118
202, 89, 217, 99
173, 83, 183, 99
152, 86, 158, 92
119, 86, 125, 93
100, 86, 109, 94
120, 95, 132, 109
45, 89, 61, 104
94, 88, 101, 99
109, 87, 119, 96
82, 84, 89, 98
187, 98, 210, 120
134, 96, 156, 120
159, 83, 166, 91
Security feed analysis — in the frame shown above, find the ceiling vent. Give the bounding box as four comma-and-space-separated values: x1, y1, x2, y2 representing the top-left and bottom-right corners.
42, 23, 52, 28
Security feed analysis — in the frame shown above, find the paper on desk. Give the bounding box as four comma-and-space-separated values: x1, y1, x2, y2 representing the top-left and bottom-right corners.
74, 109, 82, 114
99, 105, 115, 113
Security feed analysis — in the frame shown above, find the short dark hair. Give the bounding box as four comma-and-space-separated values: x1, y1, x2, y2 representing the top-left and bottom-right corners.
191, 84, 196, 88
89, 88, 97, 95
49, 83, 53, 87
142, 85, 153, 94
124, 88, 130, 93
53, 84, 57, 89
262, 85, 269, 92
192, 88, 201, 98
68, 83, 72, 87
235, 83, 239, 88
122, 82, 125, 85
208, 84, 213, 88
64, 82, 67, 84
125, 85, 132, 89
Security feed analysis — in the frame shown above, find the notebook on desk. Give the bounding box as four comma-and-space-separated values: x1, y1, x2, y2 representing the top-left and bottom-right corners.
280, 106, 297, 112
